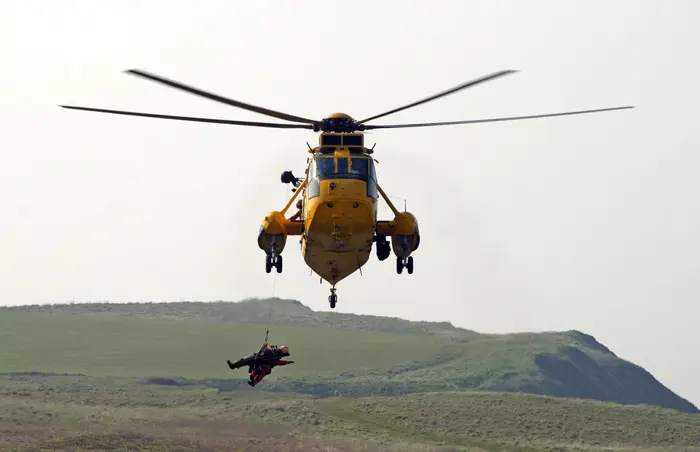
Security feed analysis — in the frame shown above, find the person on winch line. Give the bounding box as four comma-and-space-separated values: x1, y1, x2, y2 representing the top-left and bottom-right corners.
227, 343, 294, 387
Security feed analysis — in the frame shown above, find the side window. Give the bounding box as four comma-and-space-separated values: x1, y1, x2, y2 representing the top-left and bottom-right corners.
310, 156, 333, 198
367, 159, 378, 199
308, 160, 320, 198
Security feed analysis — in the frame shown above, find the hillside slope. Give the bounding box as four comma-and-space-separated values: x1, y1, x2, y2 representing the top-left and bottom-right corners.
2, 299, 697, 414
3, 373, 699, 451
270, 329, 699, 413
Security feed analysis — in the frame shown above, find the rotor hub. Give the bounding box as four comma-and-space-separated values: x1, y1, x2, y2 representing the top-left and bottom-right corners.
318, 113, 364, 133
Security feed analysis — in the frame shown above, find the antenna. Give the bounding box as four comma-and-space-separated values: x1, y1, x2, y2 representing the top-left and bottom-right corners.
387, 194, 407, 212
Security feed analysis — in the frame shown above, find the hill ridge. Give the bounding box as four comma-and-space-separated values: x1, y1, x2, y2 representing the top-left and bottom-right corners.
2, 297, 478, 338
2, 298, 697, 414
0, 298, 620, 342
0, 298, 637, 355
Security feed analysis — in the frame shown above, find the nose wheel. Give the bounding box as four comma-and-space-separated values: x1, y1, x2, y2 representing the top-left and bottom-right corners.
396, 256, 414, 274
265, 254, 283, 274
328, 287, 338, 309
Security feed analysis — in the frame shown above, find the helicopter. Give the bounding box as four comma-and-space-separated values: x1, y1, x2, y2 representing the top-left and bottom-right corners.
60, 69, 634, 309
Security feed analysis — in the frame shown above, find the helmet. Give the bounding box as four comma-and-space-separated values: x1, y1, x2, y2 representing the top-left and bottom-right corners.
279, 345, 289, 354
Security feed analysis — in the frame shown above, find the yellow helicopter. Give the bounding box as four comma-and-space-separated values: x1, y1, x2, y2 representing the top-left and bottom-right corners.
60, 69, 634, 308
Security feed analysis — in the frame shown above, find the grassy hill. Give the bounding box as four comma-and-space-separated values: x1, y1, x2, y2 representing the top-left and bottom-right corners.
1, 373, 699, 451
2, 298, 699, 450
2, 298, 697, 414
6, 297, 477, 338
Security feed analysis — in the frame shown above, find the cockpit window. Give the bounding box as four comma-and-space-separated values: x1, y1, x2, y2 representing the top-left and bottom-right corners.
351, 157, 369, 176
309, 153, 377, 199
337, 157, 349, 174
315, 157, 335, 177
311, 155, 375, 182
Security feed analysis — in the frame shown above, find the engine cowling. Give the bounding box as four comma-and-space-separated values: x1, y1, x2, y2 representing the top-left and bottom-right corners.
391, 212, 420, 258
257, 211, 288, 255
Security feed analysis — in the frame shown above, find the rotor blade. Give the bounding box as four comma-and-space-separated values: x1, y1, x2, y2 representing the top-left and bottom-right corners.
357, 70, 518, 124
125, 69, 320, 126
363, 106, 635, 130
59, 105, 315, 129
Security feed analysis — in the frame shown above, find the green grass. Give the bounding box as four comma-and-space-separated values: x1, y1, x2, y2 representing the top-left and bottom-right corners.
2, 299, 700, 450
3, 298, 478, 338
1, 303, 697, 415
317, 392, 700, 448
1, 374, 698, 451
1, 299, 700, 451
0, 310, 443, 379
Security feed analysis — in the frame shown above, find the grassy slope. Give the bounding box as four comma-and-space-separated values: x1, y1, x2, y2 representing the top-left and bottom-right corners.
1, 374, 699, 451
316, 391, 700, 448
4, 297, 477, 338
2, 300, 700, 450
0, 310, 442, 379
1, 300, 697, 414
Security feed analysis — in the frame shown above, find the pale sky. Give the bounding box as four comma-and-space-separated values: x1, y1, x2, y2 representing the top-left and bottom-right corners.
1, 1, 699, 406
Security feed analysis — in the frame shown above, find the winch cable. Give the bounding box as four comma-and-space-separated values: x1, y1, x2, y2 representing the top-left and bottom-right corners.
258, 182, 287, 357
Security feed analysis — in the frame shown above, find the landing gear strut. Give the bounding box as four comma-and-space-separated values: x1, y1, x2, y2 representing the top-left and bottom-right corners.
396, 255, 414, 274
328, 286, 338, 309
265, 238, 283, 274
396, 241, 414, 275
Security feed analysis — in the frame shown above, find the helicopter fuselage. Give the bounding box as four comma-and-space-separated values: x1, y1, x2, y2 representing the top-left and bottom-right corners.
257, 131, 420, 307
302, 164, 378, 285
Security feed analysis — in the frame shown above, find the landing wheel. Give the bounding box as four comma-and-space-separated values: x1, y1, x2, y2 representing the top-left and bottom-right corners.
275, 255, 283, 273
376, 239, 391, 261
329, 287, 337, 309
396, 256, 414, 274
265, 253, 283, 274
